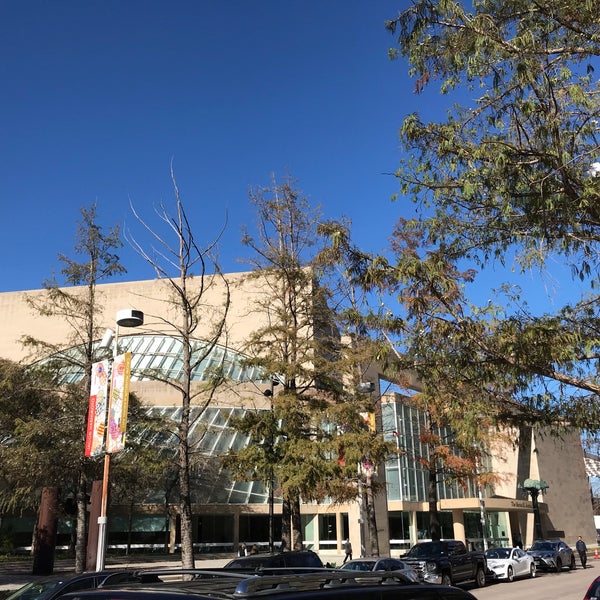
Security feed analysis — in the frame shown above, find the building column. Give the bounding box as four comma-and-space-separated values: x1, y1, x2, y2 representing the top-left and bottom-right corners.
409, 509, 418, 546
452, 509, 465, 543
313, 513, 320, 550
169, 513, 177, 554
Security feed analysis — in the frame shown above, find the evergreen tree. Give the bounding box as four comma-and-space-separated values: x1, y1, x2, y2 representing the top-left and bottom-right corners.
226, 175, 392, 553
22, 203, 126, 572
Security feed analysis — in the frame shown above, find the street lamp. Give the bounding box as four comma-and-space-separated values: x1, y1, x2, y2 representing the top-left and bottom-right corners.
95, 309, 144, 571
263, 378, 279, 553
522, 478, 549, 541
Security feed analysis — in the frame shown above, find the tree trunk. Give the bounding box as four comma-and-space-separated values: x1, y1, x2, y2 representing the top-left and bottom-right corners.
365, 473, 379, 556
32, 487, 59, 576
281, 496, 291, 551
75, 470, 87, 573
428, 469, 440, 541
291, 494, 303, 550
127, 502, 134, 555
178, 394, 195, 568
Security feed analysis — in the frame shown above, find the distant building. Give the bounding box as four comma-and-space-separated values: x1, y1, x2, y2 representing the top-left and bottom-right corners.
0, 275, 596, 557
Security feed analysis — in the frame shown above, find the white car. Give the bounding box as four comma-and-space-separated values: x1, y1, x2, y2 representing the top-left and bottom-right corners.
485, 547, 536, 582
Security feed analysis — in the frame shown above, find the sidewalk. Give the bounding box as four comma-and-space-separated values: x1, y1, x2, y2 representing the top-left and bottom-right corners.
0, 554, 229, 594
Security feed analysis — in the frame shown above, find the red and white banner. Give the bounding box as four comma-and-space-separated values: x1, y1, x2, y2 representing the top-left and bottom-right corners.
84, 360, 110, 457
106, 352, 132, 454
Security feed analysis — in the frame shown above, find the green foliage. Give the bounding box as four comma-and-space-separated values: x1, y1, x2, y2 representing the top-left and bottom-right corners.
15, 203, 128, 571
228, 175, 394, 551
387, 0, 600, 278
378, 0, 600, 437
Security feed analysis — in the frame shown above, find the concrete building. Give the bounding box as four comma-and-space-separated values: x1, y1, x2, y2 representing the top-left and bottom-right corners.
0, 274, 596, 559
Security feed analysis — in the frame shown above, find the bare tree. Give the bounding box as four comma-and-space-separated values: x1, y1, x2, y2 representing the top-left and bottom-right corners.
127, 168, 230, 568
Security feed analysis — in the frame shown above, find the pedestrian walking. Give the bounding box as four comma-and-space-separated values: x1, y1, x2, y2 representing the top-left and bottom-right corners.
576, 536, 588, 568
342, 539, 352, 563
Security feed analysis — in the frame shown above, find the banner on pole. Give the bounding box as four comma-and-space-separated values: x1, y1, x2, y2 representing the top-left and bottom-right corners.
106, 352, 132, 454
84, 360, 110, 457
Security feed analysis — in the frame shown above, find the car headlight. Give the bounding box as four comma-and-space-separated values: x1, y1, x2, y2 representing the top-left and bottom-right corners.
425, 561, 438, 573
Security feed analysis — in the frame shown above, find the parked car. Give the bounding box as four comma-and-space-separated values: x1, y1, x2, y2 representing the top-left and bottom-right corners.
402, 539, 487, 587
527, 539, 576, 572
583, 574, 600, 600
339, 557, 419, 582
485, 546, 536, 582
4, 571, 150, 600
223, 550, 324, 571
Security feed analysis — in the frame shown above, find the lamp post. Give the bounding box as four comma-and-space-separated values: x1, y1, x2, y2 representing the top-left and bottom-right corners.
263, 378, 279, 553
95, 309, 144, 571
522, 478, 548, 541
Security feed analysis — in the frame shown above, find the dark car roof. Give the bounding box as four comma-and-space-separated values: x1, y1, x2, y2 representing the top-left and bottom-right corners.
5, 571, 138, 600
59, 571, 477, 600
224, 550, 324, 570
340, 558, 410, 570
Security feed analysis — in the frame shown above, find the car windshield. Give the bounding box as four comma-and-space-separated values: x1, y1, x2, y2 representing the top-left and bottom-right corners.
405, 542, 443, 558
5, 579, 63, 600
225, 556, 273, 568
340, 561, 375, 571
530, 541, 557, 551
486, 548, 511, 559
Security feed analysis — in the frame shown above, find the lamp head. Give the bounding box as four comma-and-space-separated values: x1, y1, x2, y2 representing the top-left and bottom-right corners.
116, 309, 144, 328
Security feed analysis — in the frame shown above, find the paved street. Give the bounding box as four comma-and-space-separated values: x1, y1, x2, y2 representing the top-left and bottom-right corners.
468, 564, 597, 600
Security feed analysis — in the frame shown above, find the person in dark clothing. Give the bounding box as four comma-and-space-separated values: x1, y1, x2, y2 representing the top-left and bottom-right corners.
576, 536, 588, 568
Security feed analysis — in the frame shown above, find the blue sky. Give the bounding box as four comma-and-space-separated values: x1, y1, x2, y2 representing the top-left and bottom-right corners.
0, 1, 583, 312
1, 1, 420, 292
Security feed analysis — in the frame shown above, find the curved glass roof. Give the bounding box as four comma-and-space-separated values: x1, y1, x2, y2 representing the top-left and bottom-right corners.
38, 334, 274, 505
144, 405, 277, 505
48, 334, 267, 386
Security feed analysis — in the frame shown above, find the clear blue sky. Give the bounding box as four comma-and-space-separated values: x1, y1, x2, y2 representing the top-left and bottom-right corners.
0, 1, 425, 292
0, 1, 582, 311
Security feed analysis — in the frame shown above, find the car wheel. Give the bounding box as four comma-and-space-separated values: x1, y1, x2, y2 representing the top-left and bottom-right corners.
441, 573, 452, 586
570, 555, 576, 570
530, 563, 536, 578
475, 567, 486, 588
506, 566, 514, 583
555, 557, 562, 573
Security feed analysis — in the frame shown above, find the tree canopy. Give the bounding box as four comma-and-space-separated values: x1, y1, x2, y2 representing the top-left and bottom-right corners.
374, 0, 600, 436
387, 0, 600, 276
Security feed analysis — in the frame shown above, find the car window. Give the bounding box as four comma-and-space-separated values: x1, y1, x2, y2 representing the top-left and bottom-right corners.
5, 580, 63, 600
285, 553, 320, 567
341, 561, 373, 571
61, 578, 98, 595
530, 541, 552, 551
405, 542, 441, 558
